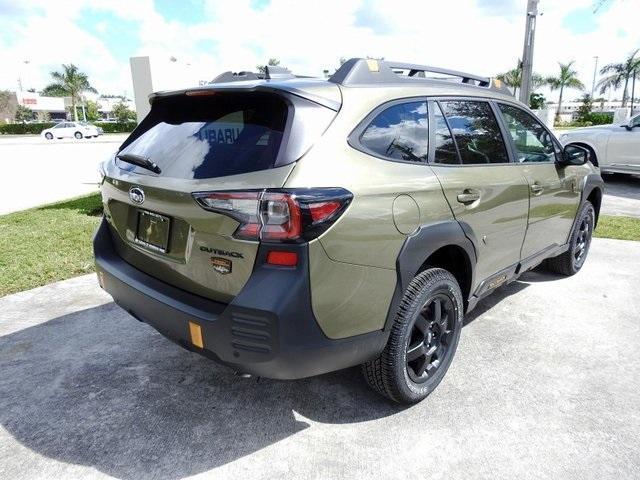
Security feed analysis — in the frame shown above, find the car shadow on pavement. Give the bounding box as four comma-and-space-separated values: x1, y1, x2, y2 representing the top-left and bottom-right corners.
0, 302, 404, 480
602, 173, 640, 200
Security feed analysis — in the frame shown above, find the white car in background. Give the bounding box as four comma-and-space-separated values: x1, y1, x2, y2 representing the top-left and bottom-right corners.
41, 121, 99, 140
559, 112, 640, 175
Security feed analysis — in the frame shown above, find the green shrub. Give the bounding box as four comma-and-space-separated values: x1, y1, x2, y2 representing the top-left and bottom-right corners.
584, 112, 613, 125
0, 122, 55, 134
556, 112, 614, 128
93, 121, 137, 133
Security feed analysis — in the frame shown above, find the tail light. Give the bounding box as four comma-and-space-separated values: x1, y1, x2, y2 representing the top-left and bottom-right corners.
193, 188, 352, 243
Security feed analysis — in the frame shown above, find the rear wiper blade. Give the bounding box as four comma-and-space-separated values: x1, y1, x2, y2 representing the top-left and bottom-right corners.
116, 153, 161, 174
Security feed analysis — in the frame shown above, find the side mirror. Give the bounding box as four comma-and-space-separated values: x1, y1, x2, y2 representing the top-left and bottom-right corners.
622, 124, 633, 131
559, 144, 589, 166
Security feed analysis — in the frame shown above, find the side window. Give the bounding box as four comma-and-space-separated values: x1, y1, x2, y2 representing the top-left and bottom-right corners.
359, 101, 428, 162
433, 102, 460, 164
439, 100, 510, 164
498, 104, 557, 163
632, 114, 640, 127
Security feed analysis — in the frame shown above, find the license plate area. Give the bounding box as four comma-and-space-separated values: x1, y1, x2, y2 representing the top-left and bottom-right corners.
135, 210, 171, 253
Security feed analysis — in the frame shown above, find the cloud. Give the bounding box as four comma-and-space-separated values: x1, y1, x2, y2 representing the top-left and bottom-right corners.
0, 0, 638, 102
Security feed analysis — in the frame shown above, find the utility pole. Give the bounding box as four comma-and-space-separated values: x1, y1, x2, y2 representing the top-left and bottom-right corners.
519, 0, 539, 105
591, 56, 599, 98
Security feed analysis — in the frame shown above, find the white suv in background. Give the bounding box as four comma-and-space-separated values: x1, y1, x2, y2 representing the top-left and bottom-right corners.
559, 113, 640, 176
41, 121, 99, 140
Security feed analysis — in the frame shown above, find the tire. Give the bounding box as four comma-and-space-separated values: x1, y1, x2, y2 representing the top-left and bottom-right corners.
74, 132, 83, 139
362, 268, 464, 404
544, 201, 595, 276
44, 132, 53, 140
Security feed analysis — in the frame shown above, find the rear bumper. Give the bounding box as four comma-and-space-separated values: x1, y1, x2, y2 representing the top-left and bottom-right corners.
94, 218, 386, 379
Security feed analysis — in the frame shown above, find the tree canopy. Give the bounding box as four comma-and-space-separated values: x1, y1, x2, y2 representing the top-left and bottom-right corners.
597, 49, 640, 107
43, 64, 96, 120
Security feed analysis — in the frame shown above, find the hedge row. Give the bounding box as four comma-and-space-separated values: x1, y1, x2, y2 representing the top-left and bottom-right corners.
0, 121, 137, 135
0, 123, 55, 134
94, 121, 137, 133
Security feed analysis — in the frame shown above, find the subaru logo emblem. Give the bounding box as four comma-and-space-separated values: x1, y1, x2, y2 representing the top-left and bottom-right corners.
129, 187, 145, 205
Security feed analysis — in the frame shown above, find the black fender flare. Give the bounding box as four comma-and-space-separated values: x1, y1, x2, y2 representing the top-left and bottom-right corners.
580, 172, 605, 226
383, 220, 477, 331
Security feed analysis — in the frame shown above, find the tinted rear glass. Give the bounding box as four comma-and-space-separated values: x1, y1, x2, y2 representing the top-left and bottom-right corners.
359, 101, 428, 162
117, 92, 288, 179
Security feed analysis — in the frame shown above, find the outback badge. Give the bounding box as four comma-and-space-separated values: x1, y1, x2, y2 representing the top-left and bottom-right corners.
210, 257, 232, 275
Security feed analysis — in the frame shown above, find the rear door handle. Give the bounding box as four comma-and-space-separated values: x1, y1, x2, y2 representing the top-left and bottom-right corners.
530, 183, 544, 195
457, 190, 480, 204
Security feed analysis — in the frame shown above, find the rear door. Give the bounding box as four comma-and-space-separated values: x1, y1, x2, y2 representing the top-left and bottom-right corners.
495, 102, 581, 258
101, 90, 337, 303
428, 99, 529, 288
61, 123, 74, 138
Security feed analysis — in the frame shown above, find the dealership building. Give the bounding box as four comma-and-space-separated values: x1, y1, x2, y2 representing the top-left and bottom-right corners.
10, 91, 136, 122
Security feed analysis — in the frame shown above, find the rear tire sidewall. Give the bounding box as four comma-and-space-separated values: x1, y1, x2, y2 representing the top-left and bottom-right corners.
74, 132, 83, 139
388, 270, 464, 402
569, 203, 595, 273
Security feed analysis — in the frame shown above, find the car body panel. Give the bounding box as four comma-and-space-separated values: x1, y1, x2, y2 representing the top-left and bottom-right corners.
519, 163, 583, 257
308, 240, 396, 338
430, 164, 529, 285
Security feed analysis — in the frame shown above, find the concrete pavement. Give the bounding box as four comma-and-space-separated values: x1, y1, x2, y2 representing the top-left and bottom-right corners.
1, 238, 639, 480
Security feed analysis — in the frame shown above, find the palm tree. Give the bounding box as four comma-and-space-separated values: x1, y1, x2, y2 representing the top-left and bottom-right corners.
546, 61, 585, 123
496, 67, 544, 96
597, 49, 640, 107
43, 64, 96, 121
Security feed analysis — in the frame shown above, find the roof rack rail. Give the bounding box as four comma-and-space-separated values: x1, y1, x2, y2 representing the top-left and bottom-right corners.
329, 58, 511, 95
211, 65, 297, 84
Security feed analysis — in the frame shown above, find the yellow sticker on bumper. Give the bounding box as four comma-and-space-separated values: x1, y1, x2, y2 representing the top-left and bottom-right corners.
188, 321, 204, 349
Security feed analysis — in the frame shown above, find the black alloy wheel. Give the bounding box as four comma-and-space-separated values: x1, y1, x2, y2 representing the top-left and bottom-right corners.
406, 293, 455, 384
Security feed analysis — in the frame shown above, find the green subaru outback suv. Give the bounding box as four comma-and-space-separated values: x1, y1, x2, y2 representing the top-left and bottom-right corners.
94, 58, 603, 404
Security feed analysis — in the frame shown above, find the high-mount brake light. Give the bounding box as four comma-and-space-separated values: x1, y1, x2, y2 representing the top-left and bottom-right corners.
193, 188, 352, 243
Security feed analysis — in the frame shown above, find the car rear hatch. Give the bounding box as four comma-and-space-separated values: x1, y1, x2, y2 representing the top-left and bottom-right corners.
100, 84, 340, 303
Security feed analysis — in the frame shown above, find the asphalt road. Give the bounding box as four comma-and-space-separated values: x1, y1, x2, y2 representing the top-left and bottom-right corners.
601, 173, 640, 217
0, 134, 127, 215
1, 238, 639, 480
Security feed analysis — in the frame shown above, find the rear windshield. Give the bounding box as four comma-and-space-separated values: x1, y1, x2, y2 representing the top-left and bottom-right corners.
116, 92, 288, 179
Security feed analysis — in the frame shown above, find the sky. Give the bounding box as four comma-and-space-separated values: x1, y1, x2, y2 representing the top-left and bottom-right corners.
0, 0, 638, 102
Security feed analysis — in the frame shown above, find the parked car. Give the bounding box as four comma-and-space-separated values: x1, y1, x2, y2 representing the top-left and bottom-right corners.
559, 112, 640, 175
94, 59, 603, 404
41, 121, 99, 140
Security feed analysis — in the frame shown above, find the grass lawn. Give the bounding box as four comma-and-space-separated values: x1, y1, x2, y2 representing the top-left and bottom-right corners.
0, 193, 103, 297
595, 215, 640, 242
0, 194, 638, 298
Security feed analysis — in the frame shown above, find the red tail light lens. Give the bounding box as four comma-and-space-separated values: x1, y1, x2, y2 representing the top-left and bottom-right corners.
308, 201, 341, 222
193, 188, 352, 243
266, 250, 298, 266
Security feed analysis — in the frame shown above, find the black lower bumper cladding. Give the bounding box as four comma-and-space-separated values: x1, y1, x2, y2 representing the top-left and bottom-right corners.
93, 218, 386, 379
